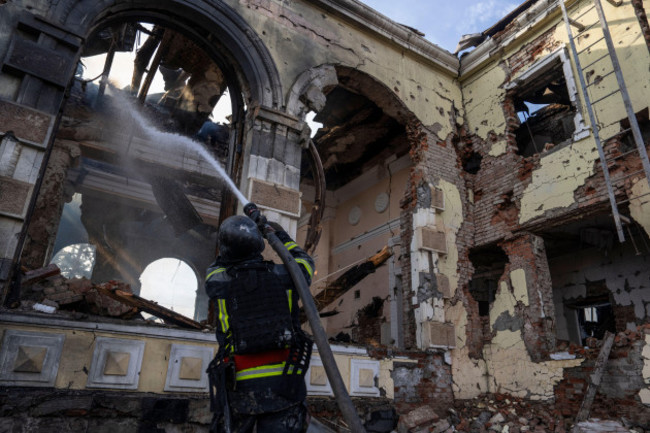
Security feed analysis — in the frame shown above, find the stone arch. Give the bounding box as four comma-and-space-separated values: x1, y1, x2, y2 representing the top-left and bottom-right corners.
285, 64, 339, 119
334, 65, 420, 127
51, 0, 283, 109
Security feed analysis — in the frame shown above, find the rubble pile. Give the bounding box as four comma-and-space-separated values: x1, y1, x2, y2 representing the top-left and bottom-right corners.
20, 273, 135, 318
396, 391, 648, 433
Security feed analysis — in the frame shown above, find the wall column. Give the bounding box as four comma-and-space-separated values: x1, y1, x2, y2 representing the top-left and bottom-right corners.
240, 106, 307, 237
499, 232, 556, 361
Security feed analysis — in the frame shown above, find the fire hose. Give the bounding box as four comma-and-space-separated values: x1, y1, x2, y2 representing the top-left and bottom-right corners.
243, 203, 367, 433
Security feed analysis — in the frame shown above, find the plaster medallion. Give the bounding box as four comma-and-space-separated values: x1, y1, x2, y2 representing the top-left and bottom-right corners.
375, 192, 389, 213
348, 206, 361, 226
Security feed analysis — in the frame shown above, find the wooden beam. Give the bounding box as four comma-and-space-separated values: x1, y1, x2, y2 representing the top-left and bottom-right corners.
21, 264, 61, 285
572, 331, 615, 429
302, 246, 393, 322
96, 283, 205, 330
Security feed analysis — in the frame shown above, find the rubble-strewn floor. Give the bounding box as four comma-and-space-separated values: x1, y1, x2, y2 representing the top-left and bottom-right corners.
443, 394, 645, 433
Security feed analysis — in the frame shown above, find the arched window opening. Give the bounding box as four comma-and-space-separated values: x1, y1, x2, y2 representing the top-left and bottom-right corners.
20, 18, 241, 326
139, 258, 199, 321
51, 243, 97, 280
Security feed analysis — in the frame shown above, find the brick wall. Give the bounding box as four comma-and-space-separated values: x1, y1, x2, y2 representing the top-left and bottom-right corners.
384, 351, 454, 417
554, 330, 650, 428
500, 233, 556, 361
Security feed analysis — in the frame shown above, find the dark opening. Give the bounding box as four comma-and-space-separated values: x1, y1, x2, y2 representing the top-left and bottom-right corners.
512, 64, 576, 157
468, 245, 508, 316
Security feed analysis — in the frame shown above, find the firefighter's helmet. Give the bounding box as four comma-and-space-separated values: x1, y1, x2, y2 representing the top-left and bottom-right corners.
218, 215, 265, 261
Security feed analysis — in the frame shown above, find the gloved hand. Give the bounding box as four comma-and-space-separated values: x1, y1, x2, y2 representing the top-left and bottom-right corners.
267, 221, 284, 233
243, 202, 267, 229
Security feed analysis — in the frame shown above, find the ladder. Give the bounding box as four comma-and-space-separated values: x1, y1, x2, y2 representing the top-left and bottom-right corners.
560, 0, 650, 242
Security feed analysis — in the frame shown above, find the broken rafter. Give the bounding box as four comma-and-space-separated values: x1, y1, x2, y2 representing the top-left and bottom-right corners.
96, 283, 205, 330
572, 331, 615, 430
137, 29, 168, 104
20, 264, 61, 286
301, 246, 393, 322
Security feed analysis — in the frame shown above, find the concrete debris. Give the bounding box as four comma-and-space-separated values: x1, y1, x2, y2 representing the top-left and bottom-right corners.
573, 420, 632, 433
397, 405, 439, 432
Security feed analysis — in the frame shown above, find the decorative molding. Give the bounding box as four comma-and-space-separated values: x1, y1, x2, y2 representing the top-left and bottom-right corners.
0, 313, 217, 342
332, 218, 401, 255
461, 0, 570, 76
313, 343, 368, 356
350, 359, 380, 396
164, 344, 214, 393
348, 206, 362, 226
0, 330, 65, 387
375, 192, 389, 213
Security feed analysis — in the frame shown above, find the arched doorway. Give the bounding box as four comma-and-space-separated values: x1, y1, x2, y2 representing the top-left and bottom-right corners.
293, 65, 420, 348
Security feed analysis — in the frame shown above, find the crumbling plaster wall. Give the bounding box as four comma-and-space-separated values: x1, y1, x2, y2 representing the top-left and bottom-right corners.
448, 1, 650, 400
461, 0, 650, 235
484, 278, 581, 400
629, 178, 650, 238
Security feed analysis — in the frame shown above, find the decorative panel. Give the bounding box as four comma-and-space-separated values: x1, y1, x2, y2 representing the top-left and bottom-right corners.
249, 178, 301, 216
416, 227, 447, 254
0, 177, 32, 217
86, 337, 145, 390
350, 359, 380, 396
427, 322, 456, 348
0, 99, 53, 147
0, 330, 65, 387
164, 344, 214, 392
305, 356, 333, 396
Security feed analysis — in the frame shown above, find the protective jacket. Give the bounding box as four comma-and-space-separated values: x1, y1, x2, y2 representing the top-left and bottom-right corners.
205, 229, 314, 415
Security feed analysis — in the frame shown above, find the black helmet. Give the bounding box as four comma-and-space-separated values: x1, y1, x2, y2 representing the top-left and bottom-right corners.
218, 215, 265, 262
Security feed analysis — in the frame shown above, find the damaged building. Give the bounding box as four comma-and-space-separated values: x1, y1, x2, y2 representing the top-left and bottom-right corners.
0, 0, 649, 431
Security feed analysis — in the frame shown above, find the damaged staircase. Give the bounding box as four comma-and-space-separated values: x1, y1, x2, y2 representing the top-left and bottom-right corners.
560, 0, 650, 243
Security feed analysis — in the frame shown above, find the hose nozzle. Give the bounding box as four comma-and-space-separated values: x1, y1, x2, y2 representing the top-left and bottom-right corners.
243, 202, 267, 232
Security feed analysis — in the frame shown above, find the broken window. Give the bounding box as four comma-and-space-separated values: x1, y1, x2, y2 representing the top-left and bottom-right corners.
19, 20, 234, 326
575, 301, 615, 345
506, 48, 588, 157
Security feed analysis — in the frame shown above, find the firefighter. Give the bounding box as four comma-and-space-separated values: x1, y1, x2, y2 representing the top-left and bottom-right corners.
205, 212, 314, 433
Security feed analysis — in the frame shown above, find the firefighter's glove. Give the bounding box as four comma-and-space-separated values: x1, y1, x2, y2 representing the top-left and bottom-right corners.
267, 221, 284, 233
243, 202, 267, 231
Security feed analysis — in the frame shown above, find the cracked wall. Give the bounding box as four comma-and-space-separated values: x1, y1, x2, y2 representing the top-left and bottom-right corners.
226, 0, 461, 134
484, 280, 581, 399
519, 140, 599, 223
461, 0, 650, 239
630, 178, 650, 237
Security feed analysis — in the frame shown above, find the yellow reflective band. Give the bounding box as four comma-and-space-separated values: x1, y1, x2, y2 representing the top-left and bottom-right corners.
205, 267, 226, 281
284, 241, 298, 251
236, 363, 287, 380
218, 299, 230, 333
294, 258, 313, 277
286, 289, 293, 313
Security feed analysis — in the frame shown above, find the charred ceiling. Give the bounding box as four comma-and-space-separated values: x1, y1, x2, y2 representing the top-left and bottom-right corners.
305, 85, 408, 190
